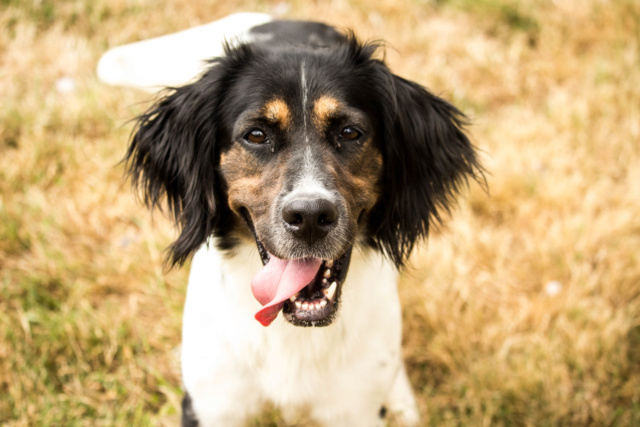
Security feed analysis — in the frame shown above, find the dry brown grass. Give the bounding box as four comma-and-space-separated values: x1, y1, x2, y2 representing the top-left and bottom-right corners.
1, 0, 639, 425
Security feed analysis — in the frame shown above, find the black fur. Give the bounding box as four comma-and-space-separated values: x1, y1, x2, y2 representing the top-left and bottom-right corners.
249, 20, 347, 47
370, 74, 483, 267
125, 22, 483, 269
125, 48, 244, 266
181, 392, 199, 427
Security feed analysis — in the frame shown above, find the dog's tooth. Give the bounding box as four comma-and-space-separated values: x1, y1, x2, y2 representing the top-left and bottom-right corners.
323, 269, 331, 279
315, 302, 322, 310
290, 294, 297, 302
324, 282, 337, 301
326, 260, 334, 268
322, 278, 329, 286
295, 301, 302, 309
320, 299, 327, 308
302, 301, 309, 310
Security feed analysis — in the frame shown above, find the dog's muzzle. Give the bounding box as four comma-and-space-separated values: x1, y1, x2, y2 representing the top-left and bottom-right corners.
281, 197, 338, 245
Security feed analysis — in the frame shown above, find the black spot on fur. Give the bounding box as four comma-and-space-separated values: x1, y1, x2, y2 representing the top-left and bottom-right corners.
181, 392, 199, 427
379, 405, 387, 419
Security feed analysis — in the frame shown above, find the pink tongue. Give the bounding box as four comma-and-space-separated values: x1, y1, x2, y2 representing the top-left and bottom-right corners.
251, 256, 322, 326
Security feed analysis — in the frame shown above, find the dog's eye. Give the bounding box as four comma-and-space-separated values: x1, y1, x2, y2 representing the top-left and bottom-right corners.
339, 127, 362, 141
245, 129, 268, 144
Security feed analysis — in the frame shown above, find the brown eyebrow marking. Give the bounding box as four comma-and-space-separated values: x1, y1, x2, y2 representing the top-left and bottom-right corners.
263, 98, 291, 128
313, 96, 342, 131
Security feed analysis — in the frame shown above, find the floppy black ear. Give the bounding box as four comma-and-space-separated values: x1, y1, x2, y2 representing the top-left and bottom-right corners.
125, 72, 224, 267
371, 74, 484, 268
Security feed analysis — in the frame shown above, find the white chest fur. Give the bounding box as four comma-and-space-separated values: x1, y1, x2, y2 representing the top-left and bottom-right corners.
181, 242, 418, 426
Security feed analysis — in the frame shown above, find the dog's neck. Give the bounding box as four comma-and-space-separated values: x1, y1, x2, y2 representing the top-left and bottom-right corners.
181, 238, 408, 417
184, 239, 399, 340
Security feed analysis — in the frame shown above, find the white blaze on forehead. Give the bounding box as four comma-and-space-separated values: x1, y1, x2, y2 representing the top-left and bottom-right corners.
289, 59, 330, 198
275, 60, 335, 204
301, 60, 309, 137
285, 145, 333, 202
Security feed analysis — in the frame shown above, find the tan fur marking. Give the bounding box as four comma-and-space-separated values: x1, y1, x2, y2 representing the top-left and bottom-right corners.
263, 99, 291, 128
312, 96, 342, 131
220, 143, 288, 231
336, 145, 383, 211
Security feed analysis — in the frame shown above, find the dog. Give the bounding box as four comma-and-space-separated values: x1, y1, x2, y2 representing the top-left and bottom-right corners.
124, 19, 482, 427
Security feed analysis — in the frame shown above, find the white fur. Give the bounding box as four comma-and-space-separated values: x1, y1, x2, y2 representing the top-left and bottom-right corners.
182, 242, 419, 426
286, 146, 334, 200
97, 13, 271, 92
301, 60, 309, 132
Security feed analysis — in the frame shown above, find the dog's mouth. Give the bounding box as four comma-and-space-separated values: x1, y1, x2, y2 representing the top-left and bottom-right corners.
282, 249, 352, 327
242, 210, 352, 327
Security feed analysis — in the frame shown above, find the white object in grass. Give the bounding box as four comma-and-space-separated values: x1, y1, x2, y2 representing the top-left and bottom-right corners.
545, 280, 562, 296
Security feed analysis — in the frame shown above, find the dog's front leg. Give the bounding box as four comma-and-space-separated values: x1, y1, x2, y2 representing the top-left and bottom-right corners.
180, 246, 266, 427
306, 360, 419, 427
181, 379, 263, 427
310, 397, 388, 427
181, 343, 264, 427
387, 363, 420, 426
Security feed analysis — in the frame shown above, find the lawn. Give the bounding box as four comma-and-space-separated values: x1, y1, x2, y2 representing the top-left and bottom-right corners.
1, 0, 639, 425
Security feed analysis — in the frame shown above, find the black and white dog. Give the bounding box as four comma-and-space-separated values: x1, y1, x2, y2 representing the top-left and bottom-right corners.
118, 17, 481, 427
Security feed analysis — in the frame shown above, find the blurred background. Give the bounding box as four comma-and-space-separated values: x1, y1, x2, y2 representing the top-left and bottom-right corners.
1, 0, 639, 425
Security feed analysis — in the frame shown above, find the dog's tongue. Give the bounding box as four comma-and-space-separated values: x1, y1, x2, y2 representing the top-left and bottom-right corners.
251, 256, 322, 327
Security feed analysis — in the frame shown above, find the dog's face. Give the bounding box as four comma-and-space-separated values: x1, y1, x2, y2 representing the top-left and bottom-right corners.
217, 53, 387, 325
221, 93, 382, 261
126, 33, 482, 327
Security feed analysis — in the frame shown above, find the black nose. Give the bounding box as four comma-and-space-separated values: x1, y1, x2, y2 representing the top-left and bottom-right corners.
282, 198, 338, 245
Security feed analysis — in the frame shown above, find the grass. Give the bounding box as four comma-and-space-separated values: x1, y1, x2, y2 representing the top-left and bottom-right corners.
1, 0, 639, 425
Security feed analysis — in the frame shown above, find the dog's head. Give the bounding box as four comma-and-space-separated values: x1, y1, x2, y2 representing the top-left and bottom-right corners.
126, 27, 482, 327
